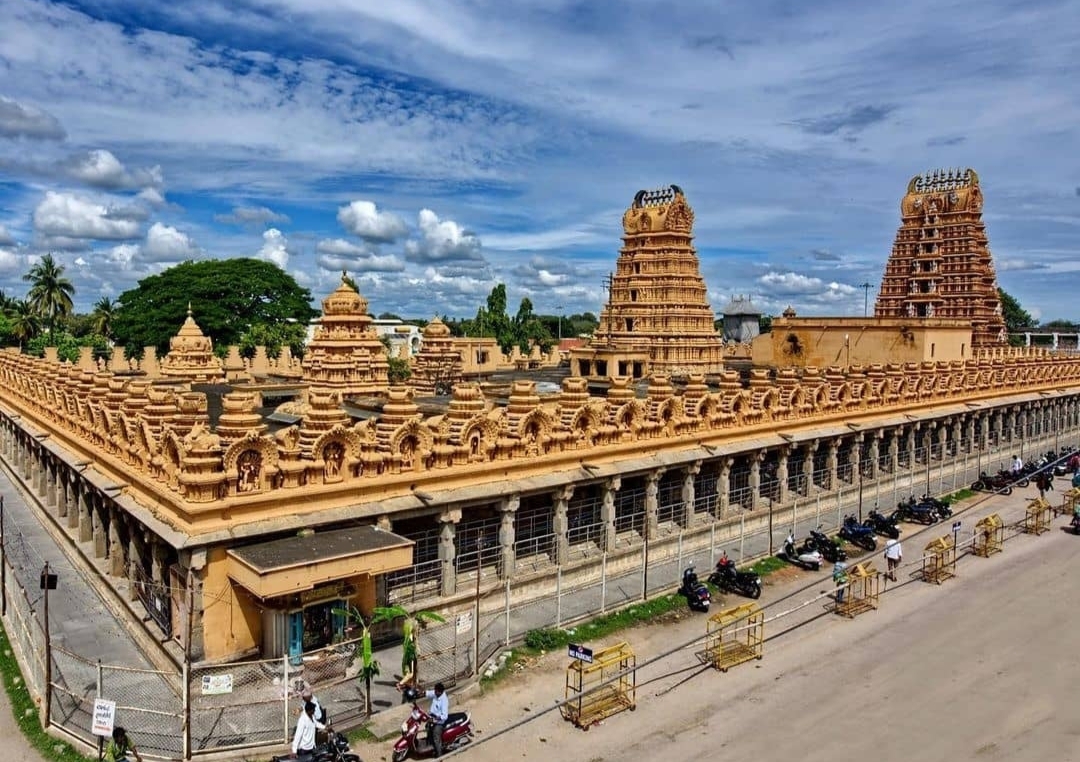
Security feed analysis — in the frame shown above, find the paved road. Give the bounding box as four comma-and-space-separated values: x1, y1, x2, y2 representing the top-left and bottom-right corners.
414, 484, 1079, 762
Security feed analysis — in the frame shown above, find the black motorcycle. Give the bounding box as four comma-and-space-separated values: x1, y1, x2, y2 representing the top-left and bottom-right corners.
801, 527, 847, 564
895, 496, 941, 524
272, 730, 359, 762
866, 510, 901, 539
679, 567, 711, 612
708, 562, 762, 599
921, 494, 953, 519
838, 514, 878, 551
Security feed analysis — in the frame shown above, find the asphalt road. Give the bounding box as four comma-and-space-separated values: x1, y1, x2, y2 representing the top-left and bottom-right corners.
452, 489, 1080, 762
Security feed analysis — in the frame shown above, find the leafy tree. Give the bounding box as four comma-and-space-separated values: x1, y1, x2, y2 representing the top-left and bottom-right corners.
24, 253, 75, 334
377, 312, 403, 321
238, 321, 308, 359
8, 300, 42, 350
112, 259, 317, 356
0, 289, 17, 315
379, 334, 412, 383
26, 330, 108, 363
91, 297, 117, 339
369, 605, 446, 687
759, 315, 773, 333
998, 288, 1035, 333
1040, 319, 1077, 330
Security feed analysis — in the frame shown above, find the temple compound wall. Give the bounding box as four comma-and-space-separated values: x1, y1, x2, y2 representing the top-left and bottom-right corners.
2, 346, 1080, 665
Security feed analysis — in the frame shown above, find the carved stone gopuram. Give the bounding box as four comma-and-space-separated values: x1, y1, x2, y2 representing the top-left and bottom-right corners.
874, 168, 1006, 345
159, 305, 225, 382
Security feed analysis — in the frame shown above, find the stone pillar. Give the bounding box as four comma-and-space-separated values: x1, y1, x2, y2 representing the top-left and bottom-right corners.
937, 422, 948, 460
150, 537, 168, 584
438, 509, 460, 597
748, 453, 762, 511
964, 417, 975, 454
1018, 409, 1028, 442
31, 448, 44, 495
826, 439, 840, 491
45, 459, 58, 509
953, 418, 964, 455
600, 477, 620, 551
775, 448, 789, 505
717, 458, 732, 517
109, 508, 126, 577
867, 433, 881, 480
552, 486, 573, 565
680, 462, 701, 528
850, 434, 863, 484
78, 486, 94, 542
888, 430, 900, 473
497, 495, 519, 579
908, 426, 919, 468
644, 470, 662, 539
801, 441, 818, 496
93, 499, 108, 559
21, 442, 32, 481
59, 472, 71, 519
127, 531, 145, 600
993, 412, 1003, 448
979, 413, 990, 450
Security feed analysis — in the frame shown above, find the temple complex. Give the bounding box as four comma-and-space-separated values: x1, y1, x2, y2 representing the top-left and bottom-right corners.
874, 168, 1006, 345
571, 185, 725, 379
300, 275, 389, 396
411, 317, 464, 395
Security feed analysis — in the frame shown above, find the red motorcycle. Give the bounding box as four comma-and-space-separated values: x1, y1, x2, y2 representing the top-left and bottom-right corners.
392, 688, 474, 761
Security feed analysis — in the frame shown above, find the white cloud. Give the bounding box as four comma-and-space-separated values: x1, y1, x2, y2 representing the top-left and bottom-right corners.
105, 244, 140, 266
32, 191, 141, 241
257, 227, 289, 269
137, 187, 167, 207
64, 149, 163, 190
0, 247, 19, 273
0, 96, 65, 140
215, 205, 290, 226
142, 222, 199, 262
404, 209, 483, 263
0, 224, 14, 246
315, 238, 405, 273
337, 201, 408, 243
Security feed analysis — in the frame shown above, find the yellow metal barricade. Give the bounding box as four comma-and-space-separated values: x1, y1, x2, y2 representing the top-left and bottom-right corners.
973, 514, 1004, 557
921, 536, 955, 584
562, 642, 636, 729
1022, 497, 1051, 535
703, 602, 764, 672
1057, 487, 1080, 518
836, 561, 880, 618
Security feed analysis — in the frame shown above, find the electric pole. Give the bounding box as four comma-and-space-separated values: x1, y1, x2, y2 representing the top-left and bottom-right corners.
859, 282, 875, 317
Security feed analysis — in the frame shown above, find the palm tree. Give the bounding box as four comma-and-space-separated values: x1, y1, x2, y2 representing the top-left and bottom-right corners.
24, 253, 74, 335
0, 289, 17, 316
9, 299, 42, 350
91, 296, 116, 339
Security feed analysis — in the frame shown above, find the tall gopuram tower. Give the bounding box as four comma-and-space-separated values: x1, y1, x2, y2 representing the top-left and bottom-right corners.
300, 274, 390, 397
874, 168, 1006, 345
570, 185, 725, 380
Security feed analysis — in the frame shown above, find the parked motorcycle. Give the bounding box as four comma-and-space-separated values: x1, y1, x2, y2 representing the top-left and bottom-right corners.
838, 514, 878, 551
895, 496, 941, 524
679, 566, 712, 611
708, 560, 762, 599
866, 510, 901, 539
970, 472, 1016, 494
273, 730, 359, 762
393, 688, 474, 762
921, 494, 953, 519
802, 526, 847, 564
781, 533, 823, 571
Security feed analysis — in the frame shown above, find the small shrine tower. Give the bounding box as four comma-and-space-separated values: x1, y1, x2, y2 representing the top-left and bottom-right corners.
571, 185, 725, 379
874, 168, 1006, 345
411, 317, 464, 396
300, 274, 389, 397
159, 305, 225, 382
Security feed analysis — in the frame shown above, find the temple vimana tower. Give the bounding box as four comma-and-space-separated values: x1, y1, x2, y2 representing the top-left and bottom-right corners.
571, 185, 725, 379
874, 168, 1006, 345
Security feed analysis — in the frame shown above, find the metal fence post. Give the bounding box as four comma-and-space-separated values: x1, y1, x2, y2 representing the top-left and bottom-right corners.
504, 578, 511, 646
738, 511, 746, 563
555, 567, 562, 628
182, 660, 191, 761
282, 655, 289, 745
600, 553, 607, 613
96, 661, 104, 762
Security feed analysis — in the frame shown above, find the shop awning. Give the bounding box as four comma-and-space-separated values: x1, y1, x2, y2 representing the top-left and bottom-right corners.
226, 525, 415, 600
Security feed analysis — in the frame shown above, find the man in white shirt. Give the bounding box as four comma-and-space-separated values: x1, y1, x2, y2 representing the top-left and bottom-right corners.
884, 538, 902, 582
1011, 455, 1023, 474
425, 682, 449, 757
291, 701, 326, 757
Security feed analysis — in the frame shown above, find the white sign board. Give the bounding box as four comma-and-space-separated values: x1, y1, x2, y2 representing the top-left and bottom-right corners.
91, 698, 116, 737
455, 612, 473, 634
201, 673, 234, 695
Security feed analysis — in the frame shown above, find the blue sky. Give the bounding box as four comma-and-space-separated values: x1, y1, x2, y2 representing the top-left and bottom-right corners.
0, 0, 1078, 323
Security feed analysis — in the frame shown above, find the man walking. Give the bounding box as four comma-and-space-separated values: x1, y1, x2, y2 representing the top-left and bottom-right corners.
832, 560, 849, 604
291, 701, 327, 757
884, 537, 902, 582
424, 682, 449, 757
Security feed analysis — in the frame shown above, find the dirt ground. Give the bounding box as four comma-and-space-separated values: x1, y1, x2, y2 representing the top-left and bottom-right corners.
0, 679, 44, 762
354, 487, 1080, 762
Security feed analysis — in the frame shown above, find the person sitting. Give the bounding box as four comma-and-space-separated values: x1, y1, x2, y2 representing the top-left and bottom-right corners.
104, 727, 142, 762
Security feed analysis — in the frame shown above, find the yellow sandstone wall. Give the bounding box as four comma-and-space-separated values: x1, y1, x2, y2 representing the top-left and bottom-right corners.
202, 546, 262, 661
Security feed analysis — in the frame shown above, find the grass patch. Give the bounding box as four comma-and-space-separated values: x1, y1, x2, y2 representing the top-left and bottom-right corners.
347, 725, 381, 744
943, 488, 976, 504
522, 593, 684, 655
0, 620, 94, 762
745, 556, 787, 576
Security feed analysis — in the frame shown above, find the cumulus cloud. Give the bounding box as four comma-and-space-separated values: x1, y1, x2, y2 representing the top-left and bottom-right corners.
404, 209, 483, 263
811, 248, 840, 262
0, 224, 14, 246
758, 271, 857, 300
215, 205, 290, 226
137, 187, 167, 207
65, 149, 163, 190
0, 248, 20, 273
337, 201, 408, 243
142, 222, 199, 262
315, 238, 405, 272
0, 96, 66, 140
33, 191, 141, 241
257, 227, 290, 269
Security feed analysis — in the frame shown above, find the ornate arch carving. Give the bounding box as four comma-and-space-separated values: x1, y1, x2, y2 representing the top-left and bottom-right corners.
390, 420, 435, 471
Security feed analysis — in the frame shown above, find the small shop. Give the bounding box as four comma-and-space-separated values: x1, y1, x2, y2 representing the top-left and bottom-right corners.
226, 525, 414, 662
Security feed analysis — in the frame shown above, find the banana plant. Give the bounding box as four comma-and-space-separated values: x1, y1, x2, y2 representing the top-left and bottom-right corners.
372, 605, 446, 688
331, 605, 383, 717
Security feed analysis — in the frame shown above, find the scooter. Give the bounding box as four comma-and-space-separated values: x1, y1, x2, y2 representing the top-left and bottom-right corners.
866, 510, 901, 539
895, 496, 941, 524
393, 688, 474, 762
679, 566, 712, 611
708, 560, 762, 599
802, 526, 847, 564
781, 533, 823, 571
272, 730, 359, 762
838, 514, 878, 551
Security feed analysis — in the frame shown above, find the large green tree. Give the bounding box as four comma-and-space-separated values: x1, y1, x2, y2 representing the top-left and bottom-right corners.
998, 287, 1035, 333
24, 253, 75, 334
8, 300, 42, 350
112, 259, 317, 356
91, 296, 117, 340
